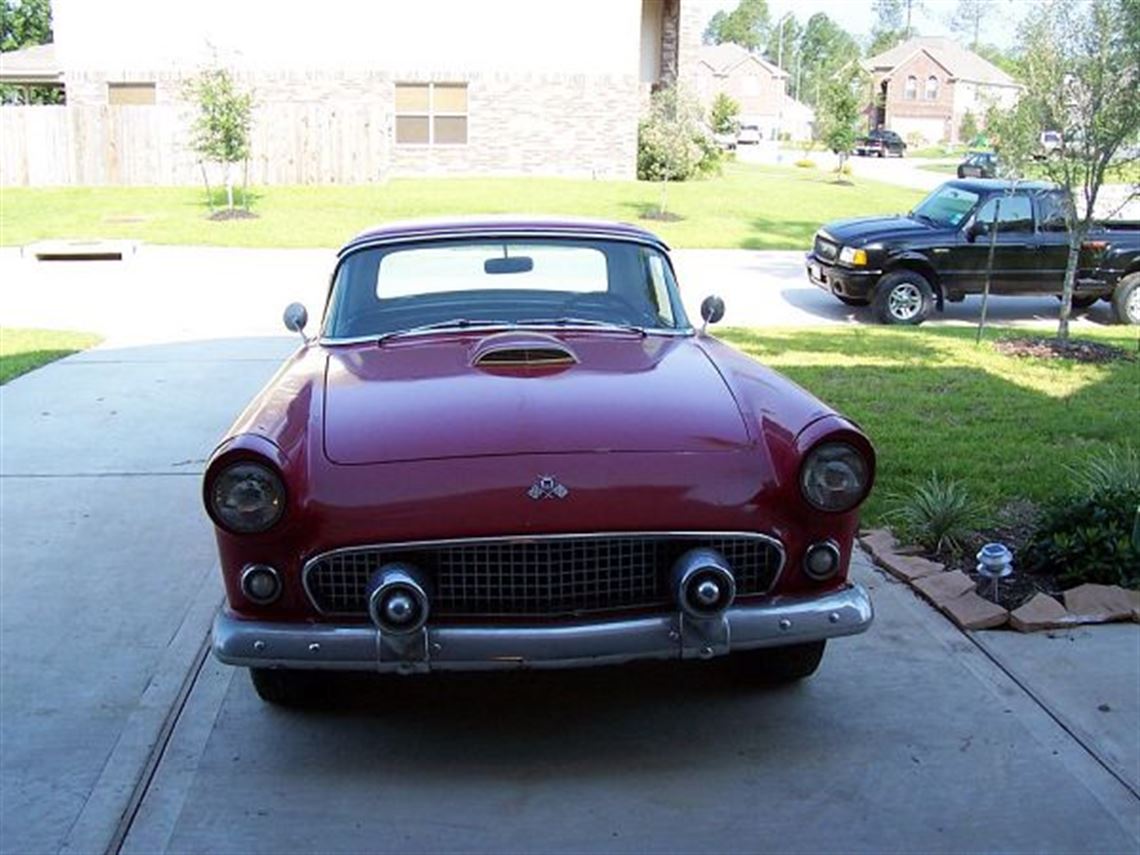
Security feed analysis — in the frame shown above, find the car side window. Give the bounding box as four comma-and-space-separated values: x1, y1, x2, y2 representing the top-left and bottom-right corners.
643, 250, 676, 326
974, 195, 1033, 233
1036, 192, 1070, 232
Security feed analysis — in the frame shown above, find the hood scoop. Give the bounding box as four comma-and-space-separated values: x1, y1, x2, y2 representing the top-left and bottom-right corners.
470, 332, 578, 370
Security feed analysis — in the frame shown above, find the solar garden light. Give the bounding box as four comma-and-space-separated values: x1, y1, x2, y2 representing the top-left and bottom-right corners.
976, 543, 1013, 601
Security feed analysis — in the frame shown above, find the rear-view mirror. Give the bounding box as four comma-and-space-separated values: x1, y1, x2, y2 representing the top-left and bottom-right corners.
485, 256, 534, 275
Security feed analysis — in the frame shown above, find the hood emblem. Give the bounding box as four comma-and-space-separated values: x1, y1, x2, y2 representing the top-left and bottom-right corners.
528, 475, 569, 500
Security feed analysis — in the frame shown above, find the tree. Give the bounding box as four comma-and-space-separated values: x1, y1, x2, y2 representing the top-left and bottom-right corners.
989, 0, 1140, 338
974, 43, 1023, 79
709, 92, 741, 134
185, 68, 254, 212
1, 0, 61, 104
818, 68, 864, 179
949, 0, 987, 50
799, 13, 861, 107
637, 86, 719, 216
959, 110, 979, 144
705, 0, 770, 52
869, 0, 906, 54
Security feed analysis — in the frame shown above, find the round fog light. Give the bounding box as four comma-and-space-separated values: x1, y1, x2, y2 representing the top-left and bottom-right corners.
241, 564, 281, 604
804, 542, 841, 581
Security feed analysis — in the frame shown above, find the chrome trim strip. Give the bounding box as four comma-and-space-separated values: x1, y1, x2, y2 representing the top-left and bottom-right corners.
319, 326, 694, 347
213, 583, 873, 671
300, 531, 788, 618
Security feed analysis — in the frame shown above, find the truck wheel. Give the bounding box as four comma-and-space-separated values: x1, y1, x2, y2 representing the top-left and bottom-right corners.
731, 641, 827, 684
873, 271, 934, 325
1112, 273, 1140, 325
249, 668, 324, 707
836, 295, 870, 307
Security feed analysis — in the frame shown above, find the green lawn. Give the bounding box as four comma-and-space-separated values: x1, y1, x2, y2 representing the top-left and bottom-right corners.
718, 325, 1140, 525
0, 163, 924, 250
0, 328, 101, 384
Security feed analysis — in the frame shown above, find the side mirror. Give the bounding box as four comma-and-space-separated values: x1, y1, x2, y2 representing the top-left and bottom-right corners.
283, 302, 309, 338
966, 220, 986, 242
700, 295, 725, 331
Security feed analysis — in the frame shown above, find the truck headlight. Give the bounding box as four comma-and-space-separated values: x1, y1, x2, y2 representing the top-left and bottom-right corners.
208, 461, 286, 534
839, 247, 868, 266
800, 442, 871, 513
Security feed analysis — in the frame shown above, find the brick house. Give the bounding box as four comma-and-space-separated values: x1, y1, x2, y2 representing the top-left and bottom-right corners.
1, 0, 708, 186
863, 37, 1021, 145
694, 42, 813, 140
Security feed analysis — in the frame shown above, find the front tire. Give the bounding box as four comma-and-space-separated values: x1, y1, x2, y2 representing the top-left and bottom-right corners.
731, 641, 827, 684
873, 270, 934, 325
250, 668, 325, 707
1111, 273, 1140, 325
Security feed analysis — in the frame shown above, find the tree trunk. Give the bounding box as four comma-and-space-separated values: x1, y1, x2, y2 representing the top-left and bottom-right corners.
199, 162, 214, 213
659, 175, 668, 217
242, 157, 251, 212
977, 197, 1001, 344
1057, 225, 1083, 343
225, 162, 235, 210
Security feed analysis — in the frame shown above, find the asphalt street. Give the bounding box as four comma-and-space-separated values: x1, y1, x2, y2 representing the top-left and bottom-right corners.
1, 247, 1137, 854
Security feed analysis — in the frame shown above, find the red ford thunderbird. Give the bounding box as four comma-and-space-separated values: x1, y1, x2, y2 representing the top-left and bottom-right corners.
206, 218, 875, 705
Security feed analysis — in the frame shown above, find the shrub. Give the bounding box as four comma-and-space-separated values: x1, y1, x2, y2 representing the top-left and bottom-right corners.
709, 91, 740, 135
1024, 448, 1140, 587
637, 86, 719, 183
887, 474, 981, 554
794, 159, 816, 169
1022, 486, 1140, 587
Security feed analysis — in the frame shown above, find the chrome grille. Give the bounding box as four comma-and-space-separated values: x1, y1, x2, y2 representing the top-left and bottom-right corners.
814, 235, 838, 261
303, 534, 784, 617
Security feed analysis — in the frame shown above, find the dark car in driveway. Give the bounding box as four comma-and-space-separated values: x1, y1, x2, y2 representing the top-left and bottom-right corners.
805, 179, 1140, 324
854, 129, 907, 158
207, 217, 877, 706
957, 151, 997, 178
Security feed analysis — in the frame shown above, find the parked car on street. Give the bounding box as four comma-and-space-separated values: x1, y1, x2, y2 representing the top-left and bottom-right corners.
854, 129, 907, 157
737, 123, 762, 145
1036, 130, 1063, 159
956, 151, 997, 179
208, 217, 877, 705
805, 179, 1140, 325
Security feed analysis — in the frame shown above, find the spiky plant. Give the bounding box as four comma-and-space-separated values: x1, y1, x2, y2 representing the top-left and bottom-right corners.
887, 473, 982, 555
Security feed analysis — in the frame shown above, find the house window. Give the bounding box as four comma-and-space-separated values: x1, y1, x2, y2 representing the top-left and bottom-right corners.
904, 76, 917, 100
395, 82, 468, 145
108, 83, 156, 105
925, 76, 939, 100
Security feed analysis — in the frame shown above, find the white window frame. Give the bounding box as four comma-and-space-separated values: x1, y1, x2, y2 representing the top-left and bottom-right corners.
904, 76, 917, 101
394, 82, 468, 147
925, 75, 939, 101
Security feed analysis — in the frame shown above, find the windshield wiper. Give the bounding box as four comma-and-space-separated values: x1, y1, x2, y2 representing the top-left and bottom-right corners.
377, 318, 511, 342
518, 317, 648, 336
911, 212, 939, 227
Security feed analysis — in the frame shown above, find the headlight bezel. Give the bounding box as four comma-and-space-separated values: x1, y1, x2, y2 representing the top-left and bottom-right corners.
799, 441, 872, 514
207, 459, 287, 535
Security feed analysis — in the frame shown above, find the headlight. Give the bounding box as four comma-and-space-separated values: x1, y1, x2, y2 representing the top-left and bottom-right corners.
838, 246, 868, 266
800, 442, 870, 512
209, 461, 286, 533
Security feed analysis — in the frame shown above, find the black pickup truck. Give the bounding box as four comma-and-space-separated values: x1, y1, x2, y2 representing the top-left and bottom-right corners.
806, 179, 1140, 325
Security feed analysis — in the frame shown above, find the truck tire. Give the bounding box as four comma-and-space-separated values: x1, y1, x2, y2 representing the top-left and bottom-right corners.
250, 667, 325, 707
731, 641, 827, 684
873, 270, 934, 325
1111, 273, 1140, 325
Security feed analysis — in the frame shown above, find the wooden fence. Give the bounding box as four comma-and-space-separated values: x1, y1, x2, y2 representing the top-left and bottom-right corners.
0, 103, 392, 186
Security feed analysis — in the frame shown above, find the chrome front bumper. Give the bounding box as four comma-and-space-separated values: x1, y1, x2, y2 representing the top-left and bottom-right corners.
212, 583, 873, 673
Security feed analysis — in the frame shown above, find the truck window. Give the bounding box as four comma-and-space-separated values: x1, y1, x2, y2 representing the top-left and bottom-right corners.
1036, 192, 1070, 232
975, 195, 1034, 233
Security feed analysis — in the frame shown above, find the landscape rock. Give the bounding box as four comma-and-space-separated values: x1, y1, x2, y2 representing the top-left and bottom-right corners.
859, 529, 899, 563
1063, 584, 1138, 624
913, 570, 976, 606
1009, 593, 1074, 632
878, 553, 944, 582
940, 591, 1009, 630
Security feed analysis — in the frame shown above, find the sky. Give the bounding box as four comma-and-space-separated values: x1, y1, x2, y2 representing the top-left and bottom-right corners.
710, 0, 1035, 51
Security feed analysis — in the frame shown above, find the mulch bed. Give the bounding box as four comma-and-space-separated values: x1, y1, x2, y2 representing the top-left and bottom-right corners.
934, 500, 1065, 611
994, 336, 1136, 364
639, 210, 683, 222
207, 209, 259, 221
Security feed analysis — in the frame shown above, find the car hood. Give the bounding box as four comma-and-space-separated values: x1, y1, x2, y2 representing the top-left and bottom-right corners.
820, 214, 941, 246
322, 332, 752, 464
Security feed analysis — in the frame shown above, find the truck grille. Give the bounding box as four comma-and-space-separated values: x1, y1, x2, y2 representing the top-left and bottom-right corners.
814, 235, 839, 261
303, 533, 785, 618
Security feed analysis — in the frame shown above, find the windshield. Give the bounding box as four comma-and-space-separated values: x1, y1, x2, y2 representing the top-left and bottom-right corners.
324, 237, 688, 339
911, 184, 981, 227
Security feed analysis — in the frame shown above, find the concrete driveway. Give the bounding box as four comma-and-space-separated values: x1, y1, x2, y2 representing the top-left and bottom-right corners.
1, 247, 1137, 854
